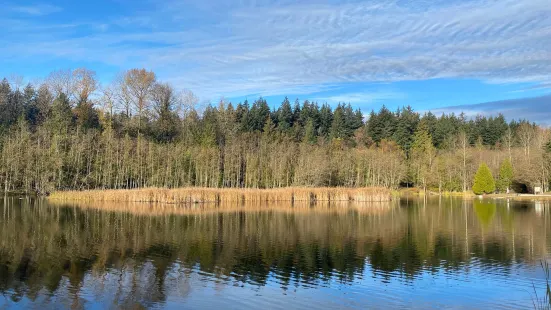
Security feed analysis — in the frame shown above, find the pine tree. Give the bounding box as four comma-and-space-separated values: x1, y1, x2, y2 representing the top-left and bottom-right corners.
48, 93, 74, 133
303, 118, 317, 144
472, 163, 496, 195
410, 119, 435, 190
392, 106, 418, 153
277, 97, 293, 132
496, 158, 513, 193
318, 104, 333, 138
329, 104, 347, 139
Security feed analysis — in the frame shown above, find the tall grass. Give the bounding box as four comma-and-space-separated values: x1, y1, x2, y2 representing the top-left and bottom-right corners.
48, 187, 392, 204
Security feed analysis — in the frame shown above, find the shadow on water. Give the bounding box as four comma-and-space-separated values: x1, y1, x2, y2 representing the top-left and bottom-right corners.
0, 196, 550, 308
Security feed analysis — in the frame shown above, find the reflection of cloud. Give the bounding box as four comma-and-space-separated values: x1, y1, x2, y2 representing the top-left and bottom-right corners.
1, 0, 551, 99
428, 94, 551, 125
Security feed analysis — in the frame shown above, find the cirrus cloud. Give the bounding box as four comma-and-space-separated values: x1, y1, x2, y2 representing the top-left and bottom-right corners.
0, 0, 550, 100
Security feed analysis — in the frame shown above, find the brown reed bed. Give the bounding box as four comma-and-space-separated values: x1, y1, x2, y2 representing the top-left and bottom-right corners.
48, 187, 391, 204
47, 200, 395, 217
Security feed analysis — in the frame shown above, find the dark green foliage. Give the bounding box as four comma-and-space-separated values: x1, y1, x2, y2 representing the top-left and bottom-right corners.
367, 106, 396, 143
277, 97, 293, 132
330, 105, 347, 139
318, 104, 333, 138
242, 97, 270, 132
74, 102, 100, 130
48, 93, 74, 133
392, 106, 419, 153
303, 118, 317, 144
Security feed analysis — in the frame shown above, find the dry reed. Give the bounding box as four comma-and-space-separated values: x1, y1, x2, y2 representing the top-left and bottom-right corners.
47, 200, 395, 216
49, 187, 391, 204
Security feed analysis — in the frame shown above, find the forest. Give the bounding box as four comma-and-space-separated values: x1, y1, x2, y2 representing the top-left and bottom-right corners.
0, 68, 548, 194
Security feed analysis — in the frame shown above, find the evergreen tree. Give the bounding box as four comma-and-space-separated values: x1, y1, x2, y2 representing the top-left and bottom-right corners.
74, 101, 100, 130
367, 106, 395, 143
318, 104, 333, 138
22, 84, 39, 127
35, 84, 53, 125
292, 98, 301, 125
48, 93, 74, 133
329, 104, 348, 139
472, 163, 496, 195
410, 119, 435, 190
248, 97, 270, 132
392, 106, 419, 153
496, 158, 513, 193
277, 97, 293, 132
303, 118, 317, 144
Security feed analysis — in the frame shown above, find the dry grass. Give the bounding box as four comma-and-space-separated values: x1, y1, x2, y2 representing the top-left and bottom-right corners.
49, 187, 391, 204
47, 200, 395, 216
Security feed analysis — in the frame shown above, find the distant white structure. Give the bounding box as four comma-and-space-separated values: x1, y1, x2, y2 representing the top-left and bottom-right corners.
534, 186, 543, 195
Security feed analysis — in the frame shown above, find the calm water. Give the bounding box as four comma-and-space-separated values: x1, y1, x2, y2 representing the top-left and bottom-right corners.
0, 197, 550, 309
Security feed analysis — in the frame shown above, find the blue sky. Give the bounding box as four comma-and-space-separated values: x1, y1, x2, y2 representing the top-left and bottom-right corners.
1, 0, 550, 122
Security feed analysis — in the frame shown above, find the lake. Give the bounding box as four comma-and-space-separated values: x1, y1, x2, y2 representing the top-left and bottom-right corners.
0, 196, 550, 309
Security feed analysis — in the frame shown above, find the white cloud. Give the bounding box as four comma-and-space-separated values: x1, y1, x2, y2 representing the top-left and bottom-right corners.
428, 94, 551, 125
312, 91, 406, 105
10, 4, 62, 16
1, 0, 551, 100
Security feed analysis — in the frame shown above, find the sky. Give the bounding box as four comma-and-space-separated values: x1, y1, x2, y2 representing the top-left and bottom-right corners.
1, 0, 550, 122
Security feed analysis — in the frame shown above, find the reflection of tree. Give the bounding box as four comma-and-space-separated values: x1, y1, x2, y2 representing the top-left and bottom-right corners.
0, 197, 549, 306
474, 200, 497, 228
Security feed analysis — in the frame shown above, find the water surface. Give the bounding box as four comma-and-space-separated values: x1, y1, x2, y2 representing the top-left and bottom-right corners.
0, 197, 550, 309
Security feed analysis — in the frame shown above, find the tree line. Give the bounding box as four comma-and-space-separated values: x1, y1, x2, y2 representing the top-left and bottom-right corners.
0, 68, 549, 194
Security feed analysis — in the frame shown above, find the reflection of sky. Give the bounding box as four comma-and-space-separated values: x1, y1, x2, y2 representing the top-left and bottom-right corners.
5, 260, 548, 309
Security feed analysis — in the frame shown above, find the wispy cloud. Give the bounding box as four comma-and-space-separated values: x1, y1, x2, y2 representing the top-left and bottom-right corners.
429, 94, 551, 125
10, 4, 62, 16
1, 0, 550, 100
313, 91, 406, 106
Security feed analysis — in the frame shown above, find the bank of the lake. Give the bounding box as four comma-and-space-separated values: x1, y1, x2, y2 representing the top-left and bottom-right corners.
48, 186, 392, 204
398, 188, 551, 202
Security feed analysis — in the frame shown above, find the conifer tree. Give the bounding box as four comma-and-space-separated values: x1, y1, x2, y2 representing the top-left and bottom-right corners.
277, 97, 293, 132
329, 105, 347, 139
303, 119, 317, 144
410, 119, 435, 191
496, 158, 513, 193
318, 104, 332, 138
472, 163, 496, 195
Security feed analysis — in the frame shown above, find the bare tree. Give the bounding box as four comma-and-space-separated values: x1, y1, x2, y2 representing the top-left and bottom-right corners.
122, 69, 156, 127
111, 73, 132, 117
178, 89, 199, 118
457, 131, 469, 192
8, 74, 24, 91
517, 123, 535, 158
46, 69, 73, 98
503, 127, 514, 162
72, 68, 98, 105
100, 84, 117, 116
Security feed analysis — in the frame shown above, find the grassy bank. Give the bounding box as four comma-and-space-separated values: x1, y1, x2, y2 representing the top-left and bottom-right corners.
48, 187, 392, 203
